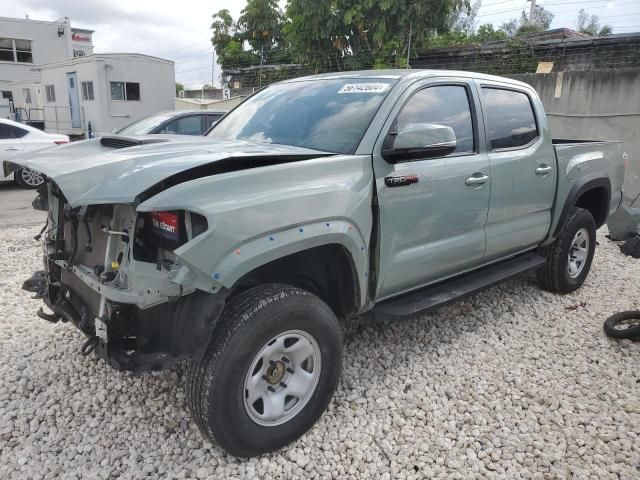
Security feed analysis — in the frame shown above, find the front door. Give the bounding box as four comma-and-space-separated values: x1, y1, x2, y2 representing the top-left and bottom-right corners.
67, 72, 81, 128
373, 80, 491, 300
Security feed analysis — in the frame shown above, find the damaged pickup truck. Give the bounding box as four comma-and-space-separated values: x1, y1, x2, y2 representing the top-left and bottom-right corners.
5, 70, 626, 457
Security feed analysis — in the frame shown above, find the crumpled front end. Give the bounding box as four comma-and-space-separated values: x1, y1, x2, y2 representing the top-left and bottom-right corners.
25, 182, 226, 372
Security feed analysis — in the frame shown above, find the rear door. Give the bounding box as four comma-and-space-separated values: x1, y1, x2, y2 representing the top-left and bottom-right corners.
0, 123, 25, 161
477, 82, 556, 259
372, 78, 491, 300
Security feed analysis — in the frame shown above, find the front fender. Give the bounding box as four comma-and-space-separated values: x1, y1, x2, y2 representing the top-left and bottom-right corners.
209, 218, 368, 291
137, 154, 375, 306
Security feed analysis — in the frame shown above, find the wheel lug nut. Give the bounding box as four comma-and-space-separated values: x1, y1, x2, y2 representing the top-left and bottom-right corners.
279, 382, 287, 388
286, 367, 294, 374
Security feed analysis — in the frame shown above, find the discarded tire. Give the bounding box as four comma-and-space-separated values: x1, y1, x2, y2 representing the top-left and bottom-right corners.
603, 311, 640, 339
620, 235, 640, 258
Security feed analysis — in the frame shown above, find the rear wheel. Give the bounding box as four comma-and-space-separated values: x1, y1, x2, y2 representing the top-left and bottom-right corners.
14, 168, 45, 189
536, 207, 596, 293
186, 284, 342, 457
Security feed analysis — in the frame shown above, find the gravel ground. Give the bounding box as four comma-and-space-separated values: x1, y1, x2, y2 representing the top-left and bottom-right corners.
0, 225, 638, 480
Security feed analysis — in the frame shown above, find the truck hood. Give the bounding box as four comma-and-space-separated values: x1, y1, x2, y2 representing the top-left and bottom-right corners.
3, 136, 332, 207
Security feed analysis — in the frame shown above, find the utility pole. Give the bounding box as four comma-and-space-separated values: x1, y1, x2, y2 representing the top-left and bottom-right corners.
212, 50, 215, 92
529, 0, 536, 24
406, 20, 412, 69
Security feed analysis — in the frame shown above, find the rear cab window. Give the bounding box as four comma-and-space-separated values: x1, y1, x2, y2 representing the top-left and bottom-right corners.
481, 87, 539, 150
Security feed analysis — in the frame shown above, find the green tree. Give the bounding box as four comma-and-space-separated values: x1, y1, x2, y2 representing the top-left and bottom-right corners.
285, 0, 470, 68
515, 6, 554, 35
577, 9, 613, 36
475, 24, 507, 43
175, 82, 184, 96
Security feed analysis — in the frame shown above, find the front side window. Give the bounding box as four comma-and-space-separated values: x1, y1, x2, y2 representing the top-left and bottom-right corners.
393, 85, 475, 156
0, 38, 32, 63
45, 85, 56, 103
482, 88, 539, 150
158, 115, 203, 135
111, 82, 140, 101
208, 78, 395, 154
81, 81, 94, 100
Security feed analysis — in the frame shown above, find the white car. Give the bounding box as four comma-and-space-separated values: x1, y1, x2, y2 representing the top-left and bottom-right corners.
0, 118, 69, 189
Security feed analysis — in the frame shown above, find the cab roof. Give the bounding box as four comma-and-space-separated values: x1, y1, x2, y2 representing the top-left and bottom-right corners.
282, 69, 531, 89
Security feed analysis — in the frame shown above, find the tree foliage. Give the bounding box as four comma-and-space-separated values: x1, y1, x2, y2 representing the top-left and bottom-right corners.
212, 0, 472, 73
577, 9, 613, 36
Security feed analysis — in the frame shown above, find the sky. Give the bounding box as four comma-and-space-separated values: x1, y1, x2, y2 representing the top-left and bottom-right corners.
3, 0, 640, 89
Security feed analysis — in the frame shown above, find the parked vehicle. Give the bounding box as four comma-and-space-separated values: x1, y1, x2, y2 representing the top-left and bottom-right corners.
6, 70, 626, 457
0, 118, 69, 188
114, 110, 226, 136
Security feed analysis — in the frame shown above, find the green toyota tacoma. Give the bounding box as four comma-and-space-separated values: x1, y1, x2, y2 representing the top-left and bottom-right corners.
6, 70, 626, 456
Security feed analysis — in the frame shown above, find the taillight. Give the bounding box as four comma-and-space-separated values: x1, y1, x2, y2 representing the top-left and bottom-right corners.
54, 140, 69, 145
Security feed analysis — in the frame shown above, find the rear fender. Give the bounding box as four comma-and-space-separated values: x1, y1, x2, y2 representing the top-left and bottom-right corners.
549, 173, 611, 241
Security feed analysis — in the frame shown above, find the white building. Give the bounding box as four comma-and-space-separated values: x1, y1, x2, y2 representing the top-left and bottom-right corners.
38, 54, 175, 136
0, 16, 175, 137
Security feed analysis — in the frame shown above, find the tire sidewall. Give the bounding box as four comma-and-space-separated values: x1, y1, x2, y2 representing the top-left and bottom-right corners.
557, 209, 597, 292
603, 311, 640, 339
202, 288, 342, 456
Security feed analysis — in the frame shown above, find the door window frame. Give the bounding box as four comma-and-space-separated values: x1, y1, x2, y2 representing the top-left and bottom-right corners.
479, 84, 541, 153
381, 81, 481, 163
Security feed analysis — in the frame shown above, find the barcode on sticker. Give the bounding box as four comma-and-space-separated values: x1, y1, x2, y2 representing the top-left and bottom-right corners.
338, 83, 390, 94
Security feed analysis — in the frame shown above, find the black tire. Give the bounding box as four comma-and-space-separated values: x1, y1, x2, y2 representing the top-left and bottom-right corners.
14, 168, 45, 189
603, 311, 640, 339
536, 207, 596, 293
186, 283, 342, 457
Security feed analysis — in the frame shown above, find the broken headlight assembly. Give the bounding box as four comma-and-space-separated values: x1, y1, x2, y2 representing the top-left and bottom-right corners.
134, 210, 208, 263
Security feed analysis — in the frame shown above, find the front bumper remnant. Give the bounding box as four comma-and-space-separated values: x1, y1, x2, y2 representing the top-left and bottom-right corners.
24, 270, 227, 373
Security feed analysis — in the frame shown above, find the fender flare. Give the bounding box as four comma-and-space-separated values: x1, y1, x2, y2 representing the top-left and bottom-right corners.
553, 173, 611, 238
210, 219, 370, 307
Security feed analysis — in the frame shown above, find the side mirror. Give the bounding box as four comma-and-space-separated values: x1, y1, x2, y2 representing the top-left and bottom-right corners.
382, 123, 457, 162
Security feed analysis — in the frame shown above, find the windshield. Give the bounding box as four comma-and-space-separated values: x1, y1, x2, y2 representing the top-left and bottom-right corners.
207, 78, 395, 154
116, 112, 177, 135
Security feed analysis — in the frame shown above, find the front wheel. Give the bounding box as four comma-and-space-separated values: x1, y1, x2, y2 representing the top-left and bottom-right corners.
14, 168, 46, 189
536, 207, 596, 293
186, 284, 343, 457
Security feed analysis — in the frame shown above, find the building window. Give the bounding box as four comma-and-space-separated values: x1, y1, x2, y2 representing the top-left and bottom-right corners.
81, 81, 94, 101
45, 85, 56, 103
22, 88, 32, 104
110, 82, 140, 101
0, 38, 33, 63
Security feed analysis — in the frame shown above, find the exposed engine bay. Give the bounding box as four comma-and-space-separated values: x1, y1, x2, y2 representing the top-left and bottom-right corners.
23, 183, 226, 372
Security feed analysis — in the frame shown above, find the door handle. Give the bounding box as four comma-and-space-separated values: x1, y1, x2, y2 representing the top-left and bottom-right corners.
5, 147, 20, 151
465, 174, 489, 186
535, 165, 552, 175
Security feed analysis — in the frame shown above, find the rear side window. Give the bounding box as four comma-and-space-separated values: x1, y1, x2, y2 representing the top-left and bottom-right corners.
0, 123, 27, 139
394, 85, 475, 155
482, 88, 538, 149
158, 115, 203, 135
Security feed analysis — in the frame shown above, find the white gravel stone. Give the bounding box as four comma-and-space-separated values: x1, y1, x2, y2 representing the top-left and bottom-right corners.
0, 225, 639, 479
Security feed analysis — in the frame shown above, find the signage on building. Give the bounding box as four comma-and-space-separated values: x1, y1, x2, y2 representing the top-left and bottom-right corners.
72, 33, 91, 43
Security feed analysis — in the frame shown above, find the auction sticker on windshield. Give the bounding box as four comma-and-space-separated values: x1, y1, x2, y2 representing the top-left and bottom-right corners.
338, 83, 391, 94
